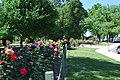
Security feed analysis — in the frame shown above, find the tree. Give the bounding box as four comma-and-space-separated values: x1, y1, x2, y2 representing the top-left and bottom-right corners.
83, 3, 104, 41
0, 5, 13, 46
99, 5, 120, 41
56, 0, 86, 39
1, 0, 58, 46
84, 3, 120, 42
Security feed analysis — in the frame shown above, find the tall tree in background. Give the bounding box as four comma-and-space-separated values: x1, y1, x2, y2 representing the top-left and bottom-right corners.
84, 3, 120, 42
57, 0, 87, 39
87, 3, 104, 41
105, 5, 120, 40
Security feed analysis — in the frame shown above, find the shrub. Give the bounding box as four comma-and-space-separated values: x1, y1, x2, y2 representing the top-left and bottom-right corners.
69, 38, 79, 47
79, 40, 94, 45
0, 40, 62, 80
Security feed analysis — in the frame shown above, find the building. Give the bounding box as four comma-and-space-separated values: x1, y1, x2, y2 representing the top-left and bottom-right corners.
54, 0, 66, 7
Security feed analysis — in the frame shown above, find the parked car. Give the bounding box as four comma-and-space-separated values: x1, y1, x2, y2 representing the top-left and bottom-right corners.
117, 45, 120, 54
113, 39, 120, 43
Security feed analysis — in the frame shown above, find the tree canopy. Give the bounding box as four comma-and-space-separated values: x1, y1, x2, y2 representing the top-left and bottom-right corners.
0, 0, 58, 38
0, 0, 120, 43
56, 0, 87, 39
83, 3, 120, 41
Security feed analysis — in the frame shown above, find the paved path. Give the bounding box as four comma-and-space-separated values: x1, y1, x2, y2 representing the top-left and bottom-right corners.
83, 43, 120, 62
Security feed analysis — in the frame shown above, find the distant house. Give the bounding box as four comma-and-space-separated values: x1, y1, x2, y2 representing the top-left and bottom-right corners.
54, 0, 66, 7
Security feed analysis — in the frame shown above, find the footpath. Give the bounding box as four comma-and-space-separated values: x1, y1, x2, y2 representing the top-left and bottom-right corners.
83, 43, 120, 62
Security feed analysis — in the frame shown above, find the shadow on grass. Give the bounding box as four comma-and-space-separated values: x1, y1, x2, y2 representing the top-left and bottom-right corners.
67, 48, 77, 50
65, 57, 120, 80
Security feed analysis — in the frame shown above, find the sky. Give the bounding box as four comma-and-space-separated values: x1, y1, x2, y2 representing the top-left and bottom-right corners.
80, 0, 120, 10
0, 0, 119, 8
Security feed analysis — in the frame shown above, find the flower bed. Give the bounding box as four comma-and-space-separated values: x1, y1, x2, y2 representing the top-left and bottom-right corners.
79, 40, 94, 45
0, 40, 62, 80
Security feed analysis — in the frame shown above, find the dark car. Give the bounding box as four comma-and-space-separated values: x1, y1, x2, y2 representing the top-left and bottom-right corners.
117, 45, 120, 54
113, 40, 120, 43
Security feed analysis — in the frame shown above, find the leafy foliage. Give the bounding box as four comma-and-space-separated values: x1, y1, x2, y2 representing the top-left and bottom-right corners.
1, 0, 58, 38
0, 40, 61, 80
56, 0, 87, 39
83, 3, 120, 41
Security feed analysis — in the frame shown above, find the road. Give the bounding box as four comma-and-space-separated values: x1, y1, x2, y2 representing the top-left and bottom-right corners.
83, 43, 120, 62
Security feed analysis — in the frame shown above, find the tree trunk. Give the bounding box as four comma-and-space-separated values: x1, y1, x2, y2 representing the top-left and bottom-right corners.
20, 37, 23, 48
9, 38, 13, 44
111, 35, 113, 42
97, 34, 101, 44
20, 34, 23, 48
107, 34, 110, 42
2, 38, 6, 46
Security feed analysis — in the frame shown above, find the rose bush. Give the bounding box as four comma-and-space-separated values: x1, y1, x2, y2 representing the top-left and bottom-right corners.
0, 40, 62, 80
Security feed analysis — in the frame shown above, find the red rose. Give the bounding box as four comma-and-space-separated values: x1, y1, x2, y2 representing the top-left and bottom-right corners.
54, 51, 59, 57
10, 55, 18, 61
20, 68, 28, 75
39, 41, 43, 45
40, 45, 43, 48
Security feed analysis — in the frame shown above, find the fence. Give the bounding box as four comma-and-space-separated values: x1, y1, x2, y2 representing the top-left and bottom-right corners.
45, 43, 67, 80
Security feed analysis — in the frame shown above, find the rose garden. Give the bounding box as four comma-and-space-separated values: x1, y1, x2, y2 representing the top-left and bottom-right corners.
0, 0, 120, 80
0, 39, 68, 80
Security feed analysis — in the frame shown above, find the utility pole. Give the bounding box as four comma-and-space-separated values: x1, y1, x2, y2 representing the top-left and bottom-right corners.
108, 34, 109, 52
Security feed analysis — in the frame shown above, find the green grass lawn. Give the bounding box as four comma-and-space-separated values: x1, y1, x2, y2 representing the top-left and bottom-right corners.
65, 47, 120, 80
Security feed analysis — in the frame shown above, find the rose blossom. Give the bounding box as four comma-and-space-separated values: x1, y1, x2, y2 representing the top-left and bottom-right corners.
49, 44, 54, 48
20, 68, 28, 75
10, 55, 18, 61
5, 49, 14, 55
54, 51, 59, 57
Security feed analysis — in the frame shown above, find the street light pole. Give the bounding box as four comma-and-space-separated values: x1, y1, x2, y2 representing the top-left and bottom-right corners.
108, 34, 109, 52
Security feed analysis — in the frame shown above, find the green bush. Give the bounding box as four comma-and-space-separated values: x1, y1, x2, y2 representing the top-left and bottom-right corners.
0, 40, 61, 80
69, 38, 79, 47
